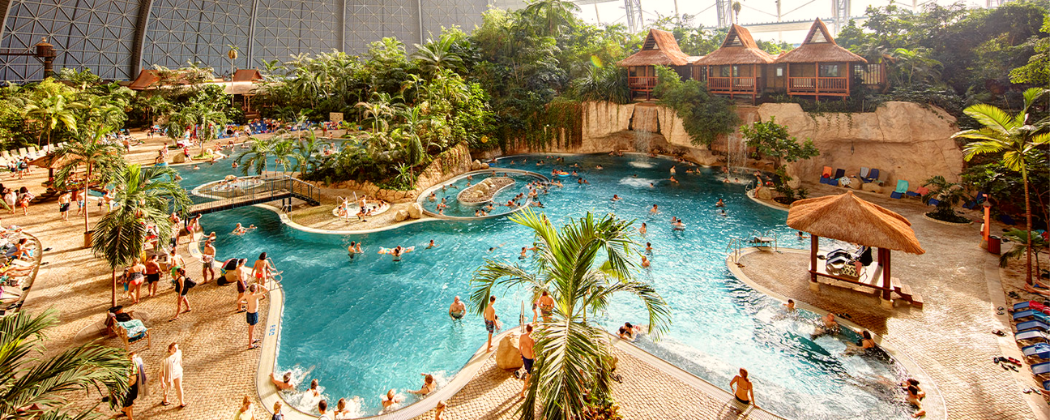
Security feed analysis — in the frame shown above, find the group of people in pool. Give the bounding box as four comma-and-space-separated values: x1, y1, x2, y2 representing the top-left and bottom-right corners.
269, 373, 449, 418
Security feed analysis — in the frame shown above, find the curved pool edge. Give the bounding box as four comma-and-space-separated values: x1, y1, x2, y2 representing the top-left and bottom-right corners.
416, 168, 550, 221
255, 288, 512, 420
726, 247, 947, 420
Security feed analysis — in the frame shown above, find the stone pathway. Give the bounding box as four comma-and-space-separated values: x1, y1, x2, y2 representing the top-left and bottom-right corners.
736, 185, 1039, 420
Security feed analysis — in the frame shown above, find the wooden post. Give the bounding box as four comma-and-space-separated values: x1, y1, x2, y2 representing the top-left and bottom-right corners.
810, 235, 818, 282
882, 249, 892, 301
786, 63, 791, 97
845, 62, 851, 99
815, 61, 820, 101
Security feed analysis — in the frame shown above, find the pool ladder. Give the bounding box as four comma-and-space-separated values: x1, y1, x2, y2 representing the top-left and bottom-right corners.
726, 229, 780, 264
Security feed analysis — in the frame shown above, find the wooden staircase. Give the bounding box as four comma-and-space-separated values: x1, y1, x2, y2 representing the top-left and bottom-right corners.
890, 277, 924, 309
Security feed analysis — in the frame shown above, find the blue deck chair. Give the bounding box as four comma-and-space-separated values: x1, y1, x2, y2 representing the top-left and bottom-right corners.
1018, 320, 1049, 332
961, 192, 986, 207
1034, 361, 1049, 377
862, 168, 880, 183
1001, 214, 1017, 225
1023, 343, 1050, 361
1044, 379, 1050, 392
1014, 310, 1050, 322
1014, 301, 1047, 312
890, 180, 908, 199
1016, 330, 1049, 343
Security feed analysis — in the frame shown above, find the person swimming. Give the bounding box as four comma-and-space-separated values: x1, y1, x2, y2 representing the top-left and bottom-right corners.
611, 194, 621, 202
378, 246, 414, 261
716, 198, 725, 207
639, 222, 647, 235
348, 241, 359, 259
520, 247, 528, 259
427, 240, 437, 249
488, 243, 505, 252
641, 256, 651, 268
649, 205, 659, 214
672, 219, 685, 231
232, 223, 248, 235
645, 242, 653, 253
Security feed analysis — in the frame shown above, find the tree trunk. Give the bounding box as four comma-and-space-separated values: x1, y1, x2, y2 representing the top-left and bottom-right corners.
84, 164, 92, 234
1023, 167, 1033, 285
111, 268, 117, 307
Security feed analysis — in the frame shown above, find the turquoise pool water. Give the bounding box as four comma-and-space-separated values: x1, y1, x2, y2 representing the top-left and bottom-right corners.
180, 154, 915, 419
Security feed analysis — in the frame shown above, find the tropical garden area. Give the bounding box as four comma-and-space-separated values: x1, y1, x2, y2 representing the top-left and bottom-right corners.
0, 0, 1048, 419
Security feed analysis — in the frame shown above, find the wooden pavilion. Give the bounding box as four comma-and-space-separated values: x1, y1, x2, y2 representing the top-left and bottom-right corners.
692, 25, 775, 102
775, 19, 868, 100
787, 191, 925, 308
618, 29, 701, 101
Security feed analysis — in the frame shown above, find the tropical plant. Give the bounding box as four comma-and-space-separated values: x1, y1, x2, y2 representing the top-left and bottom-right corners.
292, 130, 323, 177
52, 129, 127, 235
17, 80, 84, 149
412, 34, 465, 77
953, 87, 1050, 285
355, 92, 398, 132
135, 93, 171, 126
168, 101, 229, 156
271, 137, 296, 173
1000, 229, 1048, 275
920, 175, 970, 222
237, 137, 277, 176
0, 309, 131, 419
471, 210, 670, 420
522, 0, 581, 37
652, 66, 738, 146
92, 164, 189, 306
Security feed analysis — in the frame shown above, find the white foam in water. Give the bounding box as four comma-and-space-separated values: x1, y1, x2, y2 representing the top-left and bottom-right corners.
627, 161, 654, 168
618, 177, 659, 188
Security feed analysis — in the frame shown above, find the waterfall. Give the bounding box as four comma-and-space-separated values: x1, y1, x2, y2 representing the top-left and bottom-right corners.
725, 113, 757, 178
630, 106, 660, 152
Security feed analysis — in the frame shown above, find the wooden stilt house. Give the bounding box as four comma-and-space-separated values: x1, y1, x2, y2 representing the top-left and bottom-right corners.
619, 29, 701, 101
775, 19, 868, 100
692, 25, 775, 103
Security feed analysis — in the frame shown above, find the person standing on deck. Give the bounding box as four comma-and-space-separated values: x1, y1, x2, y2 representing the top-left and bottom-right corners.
484, 296, 497, 352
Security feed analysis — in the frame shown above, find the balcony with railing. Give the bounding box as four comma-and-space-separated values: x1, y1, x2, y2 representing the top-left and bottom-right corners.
787, 76, 849, 96
628, 76, 658, 101
707, 76, 759, 96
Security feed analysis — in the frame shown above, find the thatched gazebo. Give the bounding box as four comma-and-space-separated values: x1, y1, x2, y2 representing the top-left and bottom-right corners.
774, 19, 868, 99
692, 24, 775, 102
787, 191, 925, 307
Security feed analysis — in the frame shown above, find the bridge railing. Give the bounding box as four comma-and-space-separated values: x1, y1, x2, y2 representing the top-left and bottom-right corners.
189, 175, 321, 215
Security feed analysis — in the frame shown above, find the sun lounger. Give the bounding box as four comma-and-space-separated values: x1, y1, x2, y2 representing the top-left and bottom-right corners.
890, 180, 908, 199
1034, 361, 1049, 377
1017, 320, 1049, 332
862, 168, 880, 183
1014, 310, 1050, 322
1017, 330, 1049, 343
859, 167, 870, 179
1023, 343, 1050, 361
907, 185, 927, 198
1014, 300, 1050, 313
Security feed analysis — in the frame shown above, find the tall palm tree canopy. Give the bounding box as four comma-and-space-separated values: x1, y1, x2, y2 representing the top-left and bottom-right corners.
471, 210, 670, 420
787, 191, 925, 254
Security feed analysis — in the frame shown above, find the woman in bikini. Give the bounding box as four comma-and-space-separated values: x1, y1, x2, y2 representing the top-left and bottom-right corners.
126, 258, 146, 304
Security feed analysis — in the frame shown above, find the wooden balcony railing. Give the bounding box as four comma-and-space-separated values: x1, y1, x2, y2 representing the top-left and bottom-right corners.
787, 77, 848, 94
707, 76, 758, 93
628, 76, 657, 90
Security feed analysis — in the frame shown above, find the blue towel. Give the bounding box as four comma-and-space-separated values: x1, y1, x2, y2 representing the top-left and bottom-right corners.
118, 319, 147, 339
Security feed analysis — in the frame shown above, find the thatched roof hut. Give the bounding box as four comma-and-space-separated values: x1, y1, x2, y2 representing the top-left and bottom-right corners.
693, 25, 775, 66
787, 191, 924, 254
619, 29, 695, 67
776, 19, 866, 64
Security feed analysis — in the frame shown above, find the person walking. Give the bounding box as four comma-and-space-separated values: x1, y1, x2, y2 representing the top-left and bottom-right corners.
169, 268, 195, 321
232, 395, 255, 420
145, 255, 161, 298
160, 342, 185, 407
201, 238, 217, 283
484, 296, 497, 352
271, 401, 284, 420
126, 258, 146, 304
58, 191, 70, 221
519, 323, 535, 398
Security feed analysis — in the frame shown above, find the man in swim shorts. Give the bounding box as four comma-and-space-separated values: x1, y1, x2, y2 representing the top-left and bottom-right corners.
484, 296, 497, 352
449, 296, 465, 319
519, 323, 535, 398
730, 368, 756, 409
201, 239, 216, 283
245, 283, 268, 349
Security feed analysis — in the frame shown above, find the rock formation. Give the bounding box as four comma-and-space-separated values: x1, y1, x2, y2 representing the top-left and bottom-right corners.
495, 333, 523, 370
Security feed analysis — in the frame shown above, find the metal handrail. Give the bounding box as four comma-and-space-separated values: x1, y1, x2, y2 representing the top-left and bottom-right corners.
189, 175, 320, 215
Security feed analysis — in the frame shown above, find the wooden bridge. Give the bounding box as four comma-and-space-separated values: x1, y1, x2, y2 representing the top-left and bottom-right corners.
187, 175, 321, 216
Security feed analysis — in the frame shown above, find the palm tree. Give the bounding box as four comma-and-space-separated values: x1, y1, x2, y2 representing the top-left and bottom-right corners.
53, 128, 127, 240
1000, 229, 1048, 274
237, 137, 276, 176
136, 93, 171, 126
0, 309, 130, 419
271, 138, 296, 173
953, 87, 1050, 285
292, 130, 323, 177
355, 92, 397, 132
20, 91, 83, 149
93, 164, 189, 306
471, 210, 670, 420
522, 0, 581, 37
412, 35, 464, 77
168, 102, 229, 157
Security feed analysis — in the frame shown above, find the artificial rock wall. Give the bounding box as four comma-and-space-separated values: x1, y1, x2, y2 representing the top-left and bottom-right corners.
501, 100, 963, 190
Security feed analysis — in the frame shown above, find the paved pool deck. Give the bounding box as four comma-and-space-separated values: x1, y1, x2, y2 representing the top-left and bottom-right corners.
8, 135, 1044, 419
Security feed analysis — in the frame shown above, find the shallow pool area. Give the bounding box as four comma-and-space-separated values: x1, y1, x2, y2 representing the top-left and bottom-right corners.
184, 154, 918, 419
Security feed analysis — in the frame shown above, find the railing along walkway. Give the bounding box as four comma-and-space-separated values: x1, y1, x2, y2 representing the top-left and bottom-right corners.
188, 175, 321, 216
